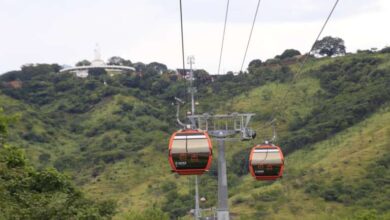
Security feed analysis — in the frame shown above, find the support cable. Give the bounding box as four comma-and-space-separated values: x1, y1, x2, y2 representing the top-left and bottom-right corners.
265, 0, 340, 129
217, 0, 230, 75
179, 0, 190, 109
240, 0, 263, 73
179, 0, 186, 72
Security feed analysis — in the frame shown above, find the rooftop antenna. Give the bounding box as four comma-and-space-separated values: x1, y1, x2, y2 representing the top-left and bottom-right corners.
187, 55, 196, 117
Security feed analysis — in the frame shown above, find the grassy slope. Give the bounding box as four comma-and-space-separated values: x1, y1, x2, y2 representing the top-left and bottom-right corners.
105, 53, 389, 218
67, 95, 191, 216
216, 53, 390, 219
1, 52, 389, 219
0, 94, 64, 166
229, 76, 321, 139
229, 104, 390, 219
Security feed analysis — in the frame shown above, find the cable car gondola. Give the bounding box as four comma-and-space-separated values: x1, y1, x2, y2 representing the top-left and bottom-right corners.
168, 129, 213, 175
249, 144, 284, 180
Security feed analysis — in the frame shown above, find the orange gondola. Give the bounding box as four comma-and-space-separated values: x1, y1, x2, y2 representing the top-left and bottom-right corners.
249, 144, 284, 180
168, 129, 213, 175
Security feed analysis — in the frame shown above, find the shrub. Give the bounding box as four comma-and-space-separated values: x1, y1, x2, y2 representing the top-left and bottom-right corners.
38, 152, 51, 164
230, 148, 250, 176
275, 49, 301, 60
3, 145, 26, 168
54, 155, 80, 171
233, 196, 246, 205
125, 208, 169, 220
30, 168, 70, 192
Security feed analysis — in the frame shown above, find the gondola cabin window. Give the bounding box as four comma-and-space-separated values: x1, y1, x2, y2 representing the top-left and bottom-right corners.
249, 145, 284, 180
169, 130, 212, 175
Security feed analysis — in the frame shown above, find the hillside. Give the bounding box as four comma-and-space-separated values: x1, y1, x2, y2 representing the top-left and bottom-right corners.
0, 112, 116, 219
230, 105, 390, 219
0, 51, 389, 219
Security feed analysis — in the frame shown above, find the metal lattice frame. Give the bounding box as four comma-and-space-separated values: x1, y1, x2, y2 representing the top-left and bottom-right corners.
187, 113, 256, 140
186, 112, 255, 220
175, 98, 256, 219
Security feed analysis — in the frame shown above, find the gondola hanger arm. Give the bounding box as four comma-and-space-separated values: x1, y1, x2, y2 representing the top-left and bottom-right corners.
175, 97, 187, 129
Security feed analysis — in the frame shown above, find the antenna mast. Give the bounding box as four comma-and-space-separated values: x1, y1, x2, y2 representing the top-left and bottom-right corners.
187, 55, 196, 116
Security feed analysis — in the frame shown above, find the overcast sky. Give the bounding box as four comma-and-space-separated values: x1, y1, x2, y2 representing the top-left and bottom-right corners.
0, 0, 389, 74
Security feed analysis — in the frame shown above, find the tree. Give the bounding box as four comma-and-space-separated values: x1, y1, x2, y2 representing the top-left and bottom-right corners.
0, 108, 18, 147
133, 62, 146, 72
380, 46, 390, 53
193, 69, 212, 85
248, 59, 262, 68
146, 62, 167, 74
107, 56, 132, 66
75, 60, 91, 66
21, 64, 59, 79
276, 49, 301, 59
0, 108, 9, 144
313, 36, 346, 57
247, 59, 262, 74
88, 68, 107, 77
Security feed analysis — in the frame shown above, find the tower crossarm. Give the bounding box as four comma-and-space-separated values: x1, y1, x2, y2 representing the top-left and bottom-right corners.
187, 113, 255, 139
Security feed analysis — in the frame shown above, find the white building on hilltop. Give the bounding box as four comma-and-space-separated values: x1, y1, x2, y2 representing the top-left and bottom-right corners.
60, 45, 135, 78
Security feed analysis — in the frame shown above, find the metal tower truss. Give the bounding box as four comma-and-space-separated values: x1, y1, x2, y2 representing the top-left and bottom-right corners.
174, 56, 256, 220
187, 112, 255, 220
187, 112, 256, 140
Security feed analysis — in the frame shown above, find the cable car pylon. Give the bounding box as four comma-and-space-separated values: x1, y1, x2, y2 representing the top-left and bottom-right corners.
176, 55, 257, 219
170, 57, 256, 220
173, 1, 256, 219
188, 56, 201, 220
188, 113, 255, 220
169, 56, 205, 219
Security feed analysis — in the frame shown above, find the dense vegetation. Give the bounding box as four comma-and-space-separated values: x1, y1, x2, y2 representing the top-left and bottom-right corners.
282, 56, 390, 153
0, 109, 116, 219
0, 48, 389, 219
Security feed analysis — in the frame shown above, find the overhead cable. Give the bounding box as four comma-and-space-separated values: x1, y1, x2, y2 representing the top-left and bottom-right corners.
217, 0, 231, 75
240, 0, 263, 73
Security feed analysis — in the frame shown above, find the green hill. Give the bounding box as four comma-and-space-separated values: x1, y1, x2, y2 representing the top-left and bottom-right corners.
0, 111, 116, 219
0, 51, 389, 219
